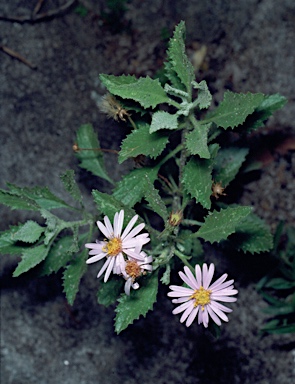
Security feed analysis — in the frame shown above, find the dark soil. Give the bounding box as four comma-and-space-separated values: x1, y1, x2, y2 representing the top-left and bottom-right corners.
1, 1, 294, 383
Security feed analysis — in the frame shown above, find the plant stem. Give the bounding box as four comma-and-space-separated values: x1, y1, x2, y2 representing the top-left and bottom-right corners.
174, 249, 194, 272
182, 219, 203, 226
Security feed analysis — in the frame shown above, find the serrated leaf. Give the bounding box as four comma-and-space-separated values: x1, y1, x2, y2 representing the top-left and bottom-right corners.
196, 206, 252, 243
242, 94, 288, 132
182, 156, 213, 209
6, 183, 70, 210
75, 124, 113, 184
60, 170, 83, 205
185, 123, 210, 159
165, 21, 195, 93
13, 220, 44, 243
0, 189, 39, 211
13, 244, 50, 277
113, 167, 159, 207
0, 225, 27, 255
265, 278, 295, 290
193, 80, 212, 109
40, 209, 66, 245
92, 190, 136, 224
213, 147, 249, 186
63, 249, 88, 305
97, 278, 125, 306
100, 74, 169, 109
164, 60, 184, 91
229, 213, 273, 253
150, 111, 178, 133
160, 264, 171, 285
39, 236, 76, 276
206, 92, 265, 129
261, 322, 295, 335
114, 272, 158, 333
119, 123, 169, 163
143, 175, 168, 221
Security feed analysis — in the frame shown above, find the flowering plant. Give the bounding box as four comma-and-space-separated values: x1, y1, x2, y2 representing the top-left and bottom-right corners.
0, 22, 288, 333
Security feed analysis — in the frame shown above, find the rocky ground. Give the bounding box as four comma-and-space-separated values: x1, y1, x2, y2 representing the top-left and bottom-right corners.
1, 1, 295, 383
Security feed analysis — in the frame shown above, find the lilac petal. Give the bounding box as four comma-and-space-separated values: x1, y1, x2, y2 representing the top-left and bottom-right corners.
195, 264, 202, 287
203, 263, 215, 289
207, 305, 222, 326
180, 301, 194, 323
88, 248, 105, 255
169, 285, 195, 294
104, 216, 114, 236
132, 282, 140, 290
183, 266, 198, 289
198, 309, 204, 325
85, 242, 102, 250
172, 300, 192, 315
123, 223, 145, 242
209, 303, 229, 322
211, 295, 237, 302
186, 306, 199, 327
210, 301, 232, 313
141, 265, 153, 271
168, 290, 194, 298
124, 248, 145, 261
143, 256, 153, 263
172, 297, 189, 304
97, 220, 111, 239
123, 238, 143, 248
179, 271, 195, 290
202, 307, 209, 327
114, 210, 124, 237
124, 278, 132, 295
211, 289, 238, 296
121, 214, 138, 239
104, 256, 115, 282
97, 258, 111, 279
211, 278, 234, 292
135, 234, 150, 245
202, 263, 208, 285
86, 253, 106, 264
209, 273, 228, 290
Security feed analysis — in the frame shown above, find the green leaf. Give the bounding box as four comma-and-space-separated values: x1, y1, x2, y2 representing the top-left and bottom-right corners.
229, 213, 273, 253
150, 111, 178, 133
60, 170, 83, 205
113, 167, 159, 207
196, 206, 252, 243
63, 249, 88, 305
75, 124, 113, 184
261, 321, 295, 335
143, 175, 168, 221
242, 94, 288, 132
92, 190, 136, 224
6, 183, 70, 210
13, 220, 44, 244
265, 278, 295, 290
114, 272, 158, 333
185, 123, 210, 159
13, 244, 50, 277
182, 156, 213, 209
97, 278, 125, 306
119, 123, 169, 163
213, 147, 249, 186
39, 236, 76, 276
160, 264, 171, 285
100, 74, 169, 109
40, 209, 66, 245
0, 225, 27, 255
165, 21, 194, 93
206, 91, 265, 129
193, 80, 212, 109
0, 189, 39, 211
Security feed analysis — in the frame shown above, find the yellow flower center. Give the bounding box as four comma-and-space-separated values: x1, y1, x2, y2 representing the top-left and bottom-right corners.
125, 260, 141, 279
103, 237, 122, 256
190, 286, 211, 310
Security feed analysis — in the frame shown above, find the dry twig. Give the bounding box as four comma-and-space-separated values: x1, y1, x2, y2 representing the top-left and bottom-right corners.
0, 45, 37, 69
0, 0, 77, 23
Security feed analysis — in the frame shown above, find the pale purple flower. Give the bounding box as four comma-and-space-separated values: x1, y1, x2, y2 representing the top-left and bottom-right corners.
168, 263, 238, 328
122, 248, 153, 295
85, 210, 150, 282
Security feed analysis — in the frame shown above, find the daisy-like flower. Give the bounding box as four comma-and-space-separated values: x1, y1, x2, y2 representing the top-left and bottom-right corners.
168, 263, 238, 328
85, 210, 150, 282
122, 248, 153, 295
